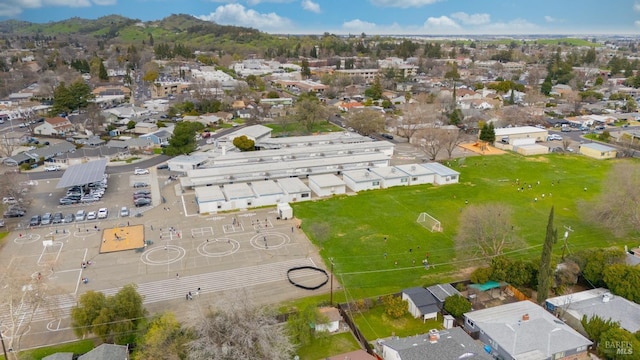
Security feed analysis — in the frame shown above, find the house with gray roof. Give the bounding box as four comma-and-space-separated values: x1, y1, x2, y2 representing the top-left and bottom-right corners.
427, 283, 462, 309
546, 288, 640, 334
381, 327, 491, 360
463, 300, 592, 360
402, 287, 439, 321
78, 343, 128, 360
42, 353, 73, 360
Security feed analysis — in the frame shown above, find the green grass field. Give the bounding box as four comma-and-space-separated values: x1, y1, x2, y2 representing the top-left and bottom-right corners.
293, 153, 635, 300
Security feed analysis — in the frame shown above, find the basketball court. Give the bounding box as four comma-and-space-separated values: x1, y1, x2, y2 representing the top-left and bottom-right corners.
99, 224, 145, 253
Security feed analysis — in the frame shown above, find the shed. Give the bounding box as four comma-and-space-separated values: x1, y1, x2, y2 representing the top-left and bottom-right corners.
515, 144, 549, 156
579, 143, 617, 159
277, 203, 293, 220
402, 287, 439, 321
308, 174, 346, 197
315, 307, 342, 333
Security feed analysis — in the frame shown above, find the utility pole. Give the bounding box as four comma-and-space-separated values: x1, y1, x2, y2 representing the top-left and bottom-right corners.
329, 257, 334, 306
0, 328, 9, 360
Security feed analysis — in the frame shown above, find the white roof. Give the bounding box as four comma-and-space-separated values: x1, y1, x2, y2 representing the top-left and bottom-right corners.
495, 126, 547, 136
275, 177, 311, 194
222, 183, 254, 200
370, 166, 409, 179
308, 174, 345, 187
394, 163, 435, 176
250, 180, 284, 196
195, 186, 225, 202
420, 162, 460, 176
342, 170, 382, 183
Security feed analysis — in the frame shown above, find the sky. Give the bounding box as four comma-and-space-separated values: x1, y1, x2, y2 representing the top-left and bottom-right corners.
2, 0, 640, 36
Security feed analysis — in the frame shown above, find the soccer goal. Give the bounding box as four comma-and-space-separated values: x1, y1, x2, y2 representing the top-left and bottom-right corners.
417, 212, 442, 232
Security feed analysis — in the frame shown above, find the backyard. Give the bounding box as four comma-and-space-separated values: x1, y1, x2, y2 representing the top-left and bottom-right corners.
293, 152, 633, 300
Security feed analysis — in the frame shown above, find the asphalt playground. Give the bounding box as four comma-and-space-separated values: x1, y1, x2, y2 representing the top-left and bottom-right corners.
0, 169, 329, 350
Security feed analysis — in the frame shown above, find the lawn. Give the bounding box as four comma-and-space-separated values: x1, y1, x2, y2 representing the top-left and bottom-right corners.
293, 152, 634, 300
352, 304, 443, 341
0, 340, 95, 360
295, 332, 361, 360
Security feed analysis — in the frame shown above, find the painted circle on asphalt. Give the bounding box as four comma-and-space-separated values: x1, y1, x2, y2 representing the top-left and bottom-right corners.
197, 238, 239, 257
250, 232, 289, 250
14, 233, 41, 244
140, 245, 186, 265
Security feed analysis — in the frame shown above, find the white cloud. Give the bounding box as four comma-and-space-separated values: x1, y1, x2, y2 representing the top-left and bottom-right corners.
301, 0, 320, 13
423, 16, 460, 29
450, 12, 490, 25
369, 0, 440, 8
342, 19, 377, 31
197, 3, 293, 32
91, 0, 117, 5
544, 15, 564, 23
634, 2, 640, 11
44, 0, 91, 7
209, 0, 294, 4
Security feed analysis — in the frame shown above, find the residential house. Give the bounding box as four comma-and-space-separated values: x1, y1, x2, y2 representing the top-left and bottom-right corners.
546, 288, 640, 335
578, 143, 617, 160
133, 122, 158, 135
402, 287, 439, 322
78, 343, 128, 360
139, 127, 174, 145
380, 327, 491, 360
463, 300, 592, 360
34, 117, 74, 136
426, 283, 462, 309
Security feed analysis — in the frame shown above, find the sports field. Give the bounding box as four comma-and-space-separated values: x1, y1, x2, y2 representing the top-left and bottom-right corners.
293, 152, 632, 299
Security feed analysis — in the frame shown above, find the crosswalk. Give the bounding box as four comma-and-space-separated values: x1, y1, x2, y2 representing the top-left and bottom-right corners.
2, 258, 322, 326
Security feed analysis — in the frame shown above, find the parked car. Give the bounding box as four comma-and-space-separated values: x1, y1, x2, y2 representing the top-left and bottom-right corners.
41, 212, 52, 225
133, 189, 151, 196
380, 133, 394, 140
76, 210, 86, 221
44, 165, 60, 172
52, 212, 63, 224
64, 213, 75, 223
29, 215, 41, 226
133, 193, 151, 200
59, 198, 76, 205
4, 209, 25, 218
120, 207, 130, 217
547, 134, 563, 141
86, 211, 97, 220
97, 208, 108, 219
134, 168, 150, 175
156, 164, 169, 170
134, 198, 152, 207
133, 182, 148, 188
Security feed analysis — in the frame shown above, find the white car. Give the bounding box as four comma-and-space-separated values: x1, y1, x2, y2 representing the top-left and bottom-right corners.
547, 134, 563, 141
44, 165, 60, 171
86, 211, 97, 220
134, 168, 149, 175
120, 207, 130, 217
97, 208, 108, 219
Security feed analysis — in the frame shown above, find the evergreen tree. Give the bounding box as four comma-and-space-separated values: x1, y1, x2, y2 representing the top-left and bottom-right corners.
541, 75, 553, 95
98, 61, 108, 81
537, 207, 558, 304
301, 59, 311, 78
478, 122, 495, 143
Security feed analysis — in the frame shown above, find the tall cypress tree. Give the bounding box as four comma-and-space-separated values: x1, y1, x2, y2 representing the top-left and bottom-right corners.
537, 206, 558, 304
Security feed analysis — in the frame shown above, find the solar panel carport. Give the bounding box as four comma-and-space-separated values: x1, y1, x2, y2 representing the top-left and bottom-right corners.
56, 158, 108, 188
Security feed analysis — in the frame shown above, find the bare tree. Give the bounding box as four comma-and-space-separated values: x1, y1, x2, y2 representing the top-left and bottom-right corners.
346, 108, 385, 136
188, 294, 295, 360
455, 203, 521, 259
585, 163, 640, 236
441, 128, 466, 159
0, 265, 61, 357
561, 137, 572, 152
416, 127, 445, 160
84, 103, 105, 135
397, 103, 437, 140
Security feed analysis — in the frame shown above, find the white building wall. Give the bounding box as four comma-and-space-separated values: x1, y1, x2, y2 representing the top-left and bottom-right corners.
408, 174, 434, 185
434, 174, 459, 185
402, 293, 421, 318
380, 177, 408, 189
308, 178, 346, 197
252, 193, 283, 207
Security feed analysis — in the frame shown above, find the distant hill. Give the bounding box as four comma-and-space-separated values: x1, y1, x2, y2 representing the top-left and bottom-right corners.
0, 14, 273, 52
